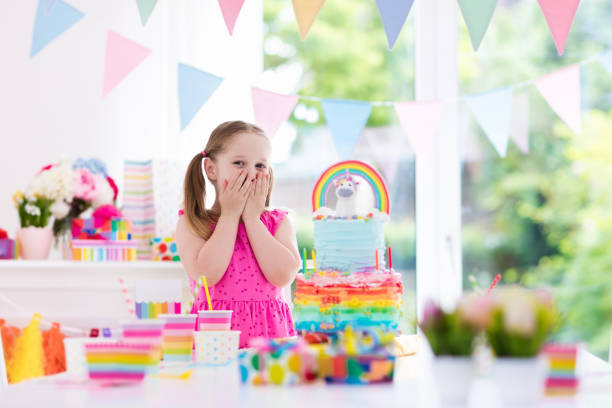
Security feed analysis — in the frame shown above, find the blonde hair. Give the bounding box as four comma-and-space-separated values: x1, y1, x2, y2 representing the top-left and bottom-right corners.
183, 121, 274, 240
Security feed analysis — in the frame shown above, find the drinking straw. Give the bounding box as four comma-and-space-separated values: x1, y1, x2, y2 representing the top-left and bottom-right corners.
312, 249, 317, 275
388, 246, 393, 269
486, 274, 502, 296
202, 276, 213, 311
117, 276, 136, 317
375, 249, 379, 271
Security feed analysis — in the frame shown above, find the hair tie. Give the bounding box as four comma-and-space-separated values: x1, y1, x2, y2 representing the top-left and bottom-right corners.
201, 150, 207, 158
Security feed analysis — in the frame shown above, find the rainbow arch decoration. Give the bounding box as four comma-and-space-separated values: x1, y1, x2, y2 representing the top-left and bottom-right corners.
312, 160, 390, 214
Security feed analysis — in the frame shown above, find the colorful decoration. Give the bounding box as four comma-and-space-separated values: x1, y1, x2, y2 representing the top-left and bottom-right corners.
30, 0, 84, 58
321, 99, 372, 161
70, 239, 137, 261
457, 0, 499, 51
102, 31, 151, 97
42, 322, 66, 375
312, 160, 390, 214
465, 87, 514, 157
178, 63, 223, 130
123, 160, 156, 260
543, 344, 579, 397
6, 314, 45, 384
72, 217, 132, 241
251, 88, 299, 138
85, 342, 155, 383
159, 314, 196, 362
291, 0, 326, 40
151, 237, 180, 261
121, 320, 164, 369
537, 0, 582, 56
375, 0, 414, 49
193, 330, 240, 365
217, 0, 246, 36
239, 337, 318, 385
0, 238, 17, 260
534, 65, 582, 134
136, 0, 158, 26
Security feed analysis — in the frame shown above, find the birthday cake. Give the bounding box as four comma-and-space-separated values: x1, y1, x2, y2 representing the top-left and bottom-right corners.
294, 161, 403, 334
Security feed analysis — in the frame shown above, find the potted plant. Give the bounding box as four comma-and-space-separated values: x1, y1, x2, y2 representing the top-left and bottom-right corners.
482, 286, 558, 406
419, 298, 480, 405
13, 189, 54, 259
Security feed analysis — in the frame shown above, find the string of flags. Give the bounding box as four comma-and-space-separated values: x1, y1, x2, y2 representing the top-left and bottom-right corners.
26, 0, 612, 163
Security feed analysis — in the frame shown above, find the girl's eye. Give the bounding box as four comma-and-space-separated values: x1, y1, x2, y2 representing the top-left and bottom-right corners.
233, 161, 245, 166
256, 163, 267, 169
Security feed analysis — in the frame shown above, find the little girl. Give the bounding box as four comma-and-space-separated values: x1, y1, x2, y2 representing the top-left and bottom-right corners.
176, 120, 301, 347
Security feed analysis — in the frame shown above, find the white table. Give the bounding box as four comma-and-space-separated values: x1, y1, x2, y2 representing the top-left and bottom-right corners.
3, 348, 612, 407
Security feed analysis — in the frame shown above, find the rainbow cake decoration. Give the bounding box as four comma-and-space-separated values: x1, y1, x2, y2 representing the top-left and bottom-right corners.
294, 160, 403, 334
84, 342, 155, 383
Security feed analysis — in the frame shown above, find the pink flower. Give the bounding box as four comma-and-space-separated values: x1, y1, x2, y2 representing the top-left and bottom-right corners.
92, 204, 123, 222
73, 168, 97, 201
421, 299, 442, 326
458, 294, 495, 330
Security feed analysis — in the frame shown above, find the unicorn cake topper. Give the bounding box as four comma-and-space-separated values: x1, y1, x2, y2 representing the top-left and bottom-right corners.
334, 169, 360, 217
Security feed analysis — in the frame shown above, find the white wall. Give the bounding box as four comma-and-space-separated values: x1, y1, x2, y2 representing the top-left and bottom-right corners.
0, 0, 263, 236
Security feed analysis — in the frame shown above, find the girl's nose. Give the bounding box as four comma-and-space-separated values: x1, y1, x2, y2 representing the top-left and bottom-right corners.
247, 168, 257, 181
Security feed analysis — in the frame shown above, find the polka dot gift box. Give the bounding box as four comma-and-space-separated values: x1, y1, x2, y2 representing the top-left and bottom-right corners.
193, 330, 240, 365
150, 237, 180, 261
239, 337, 318, 386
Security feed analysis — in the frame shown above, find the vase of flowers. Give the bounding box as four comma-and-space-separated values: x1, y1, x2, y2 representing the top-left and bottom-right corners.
13, 191, 54, 260
481, 287, 558, 407
419, 299, 479, 405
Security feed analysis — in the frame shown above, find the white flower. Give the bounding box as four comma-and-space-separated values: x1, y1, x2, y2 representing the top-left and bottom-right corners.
51, 200, 71, 219
91, 174, 114, 208
25, 203, 41, 216
28, 162, 74, 201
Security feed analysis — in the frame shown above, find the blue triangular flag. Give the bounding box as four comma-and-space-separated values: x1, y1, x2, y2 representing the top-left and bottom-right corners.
178, 63, 223, 131
321, 99, 372, 160
375, 0, 415, 49
600, 50, 612, 75
30, 0, 84, 58
465, 88, 513, 157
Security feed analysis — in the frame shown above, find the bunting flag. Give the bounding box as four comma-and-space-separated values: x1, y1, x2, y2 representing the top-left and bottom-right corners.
102, 31, 151, 97
364, 130, 405, 185
457, 0, 499, 51
178, 63, 223, 130
537, 0, 581, 56
30, 0, 84, 58
251, 88, 299, 138
136, 0, 158, 26
321, 99, 372, 161
510, 92, 530, 154
394, 100, 444, 156
292, 0, 326, 40
375, 0, 415, 50
465, 88, 513, 157
534, 65, 582, 134
218, 0, 246, 36
599, 50, 612, 75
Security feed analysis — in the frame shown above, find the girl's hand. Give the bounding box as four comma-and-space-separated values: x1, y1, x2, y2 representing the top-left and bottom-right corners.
218, 170, 251, 219
242, 173, 269, 222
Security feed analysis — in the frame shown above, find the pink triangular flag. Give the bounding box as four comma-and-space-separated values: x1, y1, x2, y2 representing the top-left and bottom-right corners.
537, 0, 581, 56
218, 0, 245, 36
102, 31, 151, 97
534, 65, 581, 134
251, 88, 299, 138
394, 100, 444, 156
365, 130, 404, 185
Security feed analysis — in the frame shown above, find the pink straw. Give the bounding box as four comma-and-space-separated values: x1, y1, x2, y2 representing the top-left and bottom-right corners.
118, 276, 136, 317
486, 274, 502, 296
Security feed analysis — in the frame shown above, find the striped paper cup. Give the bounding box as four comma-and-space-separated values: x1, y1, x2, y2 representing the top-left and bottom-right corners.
85, 342, 155, 383
159, 314, 197, 362
64, 337, 116, 377
121, 319, 165, 370
198, 310, 232, 331
193, 330, 240, 365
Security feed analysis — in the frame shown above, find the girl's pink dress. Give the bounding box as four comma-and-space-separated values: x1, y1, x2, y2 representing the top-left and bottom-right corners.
186, 209, 296, 348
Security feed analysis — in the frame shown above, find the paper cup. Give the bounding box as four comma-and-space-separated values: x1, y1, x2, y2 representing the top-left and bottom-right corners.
85, 342, 155, 383
193, 330, 240, 365
121, 319, 165, 370
159, 314, 196, 362
63, 337, 116, 377
197, 310, 232, 331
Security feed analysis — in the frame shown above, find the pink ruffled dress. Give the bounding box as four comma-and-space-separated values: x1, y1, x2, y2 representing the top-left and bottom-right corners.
185, 209, 296, 348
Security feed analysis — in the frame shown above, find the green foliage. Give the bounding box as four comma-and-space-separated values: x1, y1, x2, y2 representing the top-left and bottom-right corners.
420, 307, 478, 356
15, 195, 53, 228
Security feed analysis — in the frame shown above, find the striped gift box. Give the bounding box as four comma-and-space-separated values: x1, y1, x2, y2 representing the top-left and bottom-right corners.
543, 344, 579, 397
159, 314, 197, 362
85, 342, 155, 383
123, 160, 156, 260
198, 310, 233, 331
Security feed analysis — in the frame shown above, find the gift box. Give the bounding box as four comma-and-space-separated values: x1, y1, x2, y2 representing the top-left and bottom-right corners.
72, 217, 132, 241
0, 238, 17, 259
239, 337, 318, 385
150, 237, 180, 261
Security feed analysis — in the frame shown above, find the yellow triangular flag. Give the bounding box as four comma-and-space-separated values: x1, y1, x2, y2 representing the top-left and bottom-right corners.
292, 0, 326, 40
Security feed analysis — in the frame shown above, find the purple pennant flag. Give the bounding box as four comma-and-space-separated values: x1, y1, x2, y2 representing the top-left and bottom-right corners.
375, 0, 415, 49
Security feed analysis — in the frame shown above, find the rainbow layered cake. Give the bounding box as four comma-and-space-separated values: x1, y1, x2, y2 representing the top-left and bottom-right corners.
294, 160, 403, 334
